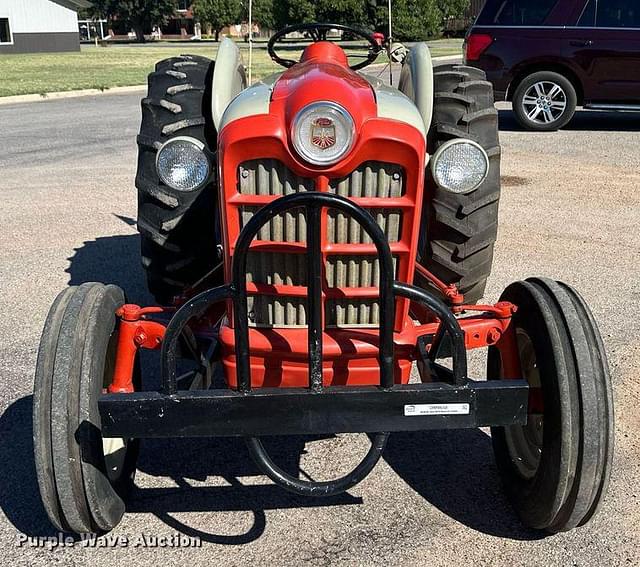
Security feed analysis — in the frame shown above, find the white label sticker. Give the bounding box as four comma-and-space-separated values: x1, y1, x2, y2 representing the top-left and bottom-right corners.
404, 403, 470, 416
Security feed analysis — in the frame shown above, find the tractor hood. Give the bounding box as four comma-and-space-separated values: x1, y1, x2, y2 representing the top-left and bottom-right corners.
218, 42, 426, 141
270, 42, 378, 136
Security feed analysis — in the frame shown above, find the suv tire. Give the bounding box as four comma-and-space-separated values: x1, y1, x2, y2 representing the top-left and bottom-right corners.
419, 64, 501, 303
513, 71, 577, 132
136, 55, 220, 303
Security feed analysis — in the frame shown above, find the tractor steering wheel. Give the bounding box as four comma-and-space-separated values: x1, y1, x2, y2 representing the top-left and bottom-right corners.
267, 23, 383, 71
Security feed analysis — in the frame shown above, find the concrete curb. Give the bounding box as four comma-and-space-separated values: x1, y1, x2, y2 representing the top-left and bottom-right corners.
0, 54, 462, 106
0, 84, 147, 105
432, 54, 463, 63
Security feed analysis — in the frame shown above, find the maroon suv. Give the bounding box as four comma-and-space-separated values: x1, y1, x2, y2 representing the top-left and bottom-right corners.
465, 0, 640, 130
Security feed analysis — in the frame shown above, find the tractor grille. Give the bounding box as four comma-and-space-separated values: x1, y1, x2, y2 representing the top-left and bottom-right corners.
240, 206, 307, 242
237, 160, 405, 328
325, 255, 399, 288
246, 251, 307, 286
247, 295, 307, 327
238, 159, 314, 195
327, 209, 402, 244
326, 298, 380, 326
328, 162, 405, 198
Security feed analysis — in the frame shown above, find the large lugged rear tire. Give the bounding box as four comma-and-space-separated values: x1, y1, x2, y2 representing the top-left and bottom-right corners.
136, 55, 219, 303
418, 64, 500, 303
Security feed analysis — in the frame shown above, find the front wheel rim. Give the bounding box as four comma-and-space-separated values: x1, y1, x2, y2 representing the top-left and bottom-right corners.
504, 329, 544, 480
102, 437, 129, 483
521, 81, 567, 125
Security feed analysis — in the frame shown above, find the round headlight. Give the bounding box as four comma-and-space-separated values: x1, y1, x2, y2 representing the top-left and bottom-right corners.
291, 102, 355, 166
156, 136, 210, 191
431, 139, 489, 194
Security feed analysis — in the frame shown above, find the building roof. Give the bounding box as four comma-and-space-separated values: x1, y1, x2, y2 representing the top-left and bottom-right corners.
51, 0, 92, 10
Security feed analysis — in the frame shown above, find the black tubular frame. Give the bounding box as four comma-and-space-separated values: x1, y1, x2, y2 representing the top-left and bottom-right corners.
160, 192, 468, 395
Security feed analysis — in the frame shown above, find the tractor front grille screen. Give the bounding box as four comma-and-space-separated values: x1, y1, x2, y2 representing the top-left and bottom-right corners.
327, 209, 402, 244
326, 298, 380, 327
238, 159, 314, 195
240, 206, 307, 242
247, 295, 307, 327
246, 251, 307, 286
328, 162, 405, 198
325, 255, 399, 289
236, 159, 407, 328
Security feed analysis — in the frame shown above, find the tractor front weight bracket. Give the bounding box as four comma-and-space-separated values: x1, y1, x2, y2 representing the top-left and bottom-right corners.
99, 193, 529, 496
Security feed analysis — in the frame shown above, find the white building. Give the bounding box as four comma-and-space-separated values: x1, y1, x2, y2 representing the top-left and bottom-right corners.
0, 0, 89, 54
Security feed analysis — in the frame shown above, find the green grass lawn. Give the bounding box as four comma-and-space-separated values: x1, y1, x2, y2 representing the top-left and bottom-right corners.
0, 40, 462, 97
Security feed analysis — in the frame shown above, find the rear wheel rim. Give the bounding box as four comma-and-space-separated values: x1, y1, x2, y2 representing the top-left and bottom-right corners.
522, 81, 567, 125
504, 329, 543, 480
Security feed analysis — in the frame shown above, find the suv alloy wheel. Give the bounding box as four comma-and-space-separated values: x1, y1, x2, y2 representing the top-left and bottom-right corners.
513, 72, 578, 132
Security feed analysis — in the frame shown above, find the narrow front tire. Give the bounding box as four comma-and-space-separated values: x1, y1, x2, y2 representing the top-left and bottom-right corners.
489, 278, 614, 533
33, 283, 139, 534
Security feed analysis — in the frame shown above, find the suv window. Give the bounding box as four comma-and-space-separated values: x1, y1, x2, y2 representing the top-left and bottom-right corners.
476, 0, 559, 26
577, 0, 596, 26
578, 0, 640, 28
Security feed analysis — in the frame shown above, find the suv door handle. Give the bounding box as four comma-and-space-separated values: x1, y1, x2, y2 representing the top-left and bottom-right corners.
570, 40, 594, 47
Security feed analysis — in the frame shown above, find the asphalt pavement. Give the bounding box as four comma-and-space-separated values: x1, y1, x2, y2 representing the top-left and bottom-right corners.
0, 91, 639, 566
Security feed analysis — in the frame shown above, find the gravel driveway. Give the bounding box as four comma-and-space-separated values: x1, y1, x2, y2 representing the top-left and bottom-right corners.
0, 93, 638, 566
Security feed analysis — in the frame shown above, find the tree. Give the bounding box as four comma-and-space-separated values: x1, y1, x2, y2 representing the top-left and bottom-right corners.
316, 0, 367, 26
244, 0, 275, 31
193, 0, 241, 41
89, 0, 177, 42
439, 0, 470, 21
371, 0, 442, 40
272, 0, 370, 29
272, 0, 316, 29
247, 0, 464, 40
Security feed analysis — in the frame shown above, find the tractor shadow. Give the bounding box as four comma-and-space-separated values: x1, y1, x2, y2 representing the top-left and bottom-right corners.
65, 223, 151, 306
0, 395, 60, 537
134, 430, 544, 543
383, 429, 544, 540
132, 435, 361, 544
0, 225, 537, 542
498, 107, 640, 132
0, 394, 357, 543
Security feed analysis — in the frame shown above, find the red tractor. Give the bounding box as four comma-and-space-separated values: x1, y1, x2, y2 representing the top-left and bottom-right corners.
34, 24, 613, 535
